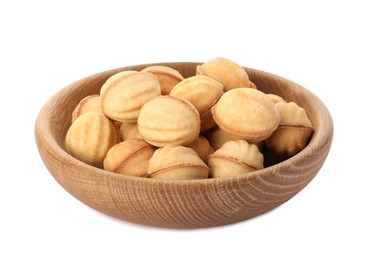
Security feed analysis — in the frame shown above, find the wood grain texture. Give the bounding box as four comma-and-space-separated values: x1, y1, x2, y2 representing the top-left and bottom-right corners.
35, 62, 333, 228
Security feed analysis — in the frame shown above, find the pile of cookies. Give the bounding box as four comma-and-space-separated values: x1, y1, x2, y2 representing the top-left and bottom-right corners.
65, 57, 314, 180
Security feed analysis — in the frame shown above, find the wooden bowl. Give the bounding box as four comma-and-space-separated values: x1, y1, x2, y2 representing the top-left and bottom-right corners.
35, 62, 333, 228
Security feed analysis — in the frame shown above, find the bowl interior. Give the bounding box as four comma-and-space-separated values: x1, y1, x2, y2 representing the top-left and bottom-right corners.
35, 62, 333, 228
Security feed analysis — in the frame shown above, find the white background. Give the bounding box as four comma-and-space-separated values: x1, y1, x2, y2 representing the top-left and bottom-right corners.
1, 0, 368, 259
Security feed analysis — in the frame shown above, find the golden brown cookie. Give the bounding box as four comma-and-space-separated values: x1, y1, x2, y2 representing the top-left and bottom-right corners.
265, 102, 314, 156
141, 65, 184, 95
100, 71, 161, 122
100, 70, 138, 96
147, 145, 209, 180
204, 126, 236, 150
266, 93, 286, 104
205, 126, 264, 151
208, 140, 264, 178
249, 81, 257, 89
196, 57, 250, 91
186, 135, 215, 163
119, 122, 144, 141
65, 112, 120, 168
103, 139, 156, 177
212, 88, 280, 143
170, 75, 223, 131
137, 96, 200, 147
71, 95, 102, 123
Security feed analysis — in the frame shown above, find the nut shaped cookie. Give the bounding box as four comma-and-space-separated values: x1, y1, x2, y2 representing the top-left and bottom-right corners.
204, 126, 237, 150
266, 93, 286, 104
208, 140, 264, 178
265, 102, 314, 156
212, 88, 280, 143
100, 70, 138, 96
141, 65, 184, 95
71, 95, 102, 123
103, 139, 156, 177
137, 96, 200, 147
186, 135, 214, 163
205, 126, 263, 150
249, 81, 257, 89
170, 75, 224, 132
196, 57, 250, 91
100, 71, 161, 122
65, 112, 120, 168
147, 145, 209, 180
119, 122, 144, 141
